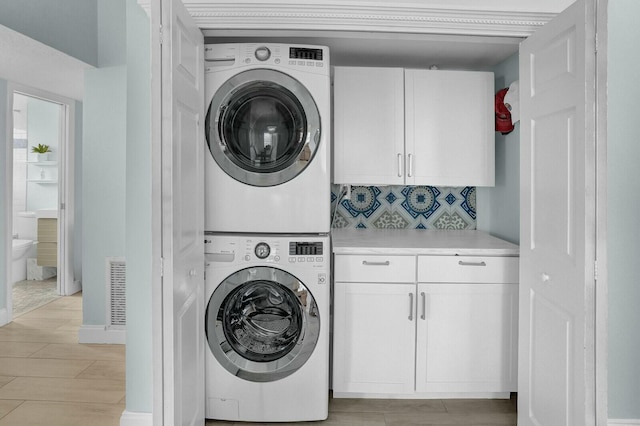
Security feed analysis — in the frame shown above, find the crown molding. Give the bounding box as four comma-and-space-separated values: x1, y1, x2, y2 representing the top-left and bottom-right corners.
184, 2, 556, 38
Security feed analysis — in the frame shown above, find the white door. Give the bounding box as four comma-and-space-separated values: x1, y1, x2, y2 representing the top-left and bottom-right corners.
416, 283, 518, 394
158, 0, 205, 424
332, 282, 416, 395
405, 70, 494, 187
518, 0, 597, 425
333, 67, 405, 185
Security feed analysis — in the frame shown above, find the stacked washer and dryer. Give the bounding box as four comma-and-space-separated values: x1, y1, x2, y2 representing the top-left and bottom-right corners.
203, 43, 331, 422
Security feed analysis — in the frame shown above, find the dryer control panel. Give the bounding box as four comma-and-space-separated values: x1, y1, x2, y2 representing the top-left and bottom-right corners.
204, 43, 330, 76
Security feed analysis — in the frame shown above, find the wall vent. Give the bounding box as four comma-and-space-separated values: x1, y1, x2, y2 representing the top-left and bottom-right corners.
106, 257, 126, 327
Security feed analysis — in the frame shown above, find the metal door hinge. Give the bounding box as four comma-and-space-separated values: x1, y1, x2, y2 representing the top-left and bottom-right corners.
160, 257, 165, 277
595, 33, 599, 54
159, 25, 164, 45
594, 259, 598, 281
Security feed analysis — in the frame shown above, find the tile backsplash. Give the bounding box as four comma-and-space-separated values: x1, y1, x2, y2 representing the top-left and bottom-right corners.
331, 185, 476, 230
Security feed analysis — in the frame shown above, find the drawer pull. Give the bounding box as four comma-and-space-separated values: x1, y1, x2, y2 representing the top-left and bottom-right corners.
408, 293, 414, 321
362, 260, 390, 266
420, 292, 426, 320
458, 260, 487, 267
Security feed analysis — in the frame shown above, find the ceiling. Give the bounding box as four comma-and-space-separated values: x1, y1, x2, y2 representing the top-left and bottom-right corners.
0, 24, 92, 101
203, 30, 522, 70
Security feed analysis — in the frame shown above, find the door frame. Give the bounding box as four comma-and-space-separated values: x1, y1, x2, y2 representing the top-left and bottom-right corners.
150, 2, 606, 424
2, 82, 77, 324
595, 0, 609, 424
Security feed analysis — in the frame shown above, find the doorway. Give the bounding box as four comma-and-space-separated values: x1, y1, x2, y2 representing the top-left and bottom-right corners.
4, 84, 78, 321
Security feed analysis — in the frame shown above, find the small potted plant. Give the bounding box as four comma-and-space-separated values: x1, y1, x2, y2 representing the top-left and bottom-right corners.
31, 144, 51, 162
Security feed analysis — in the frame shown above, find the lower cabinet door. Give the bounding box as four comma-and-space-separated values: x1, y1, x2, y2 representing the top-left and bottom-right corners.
415, 283, 518, 393
333, 282, 416, 395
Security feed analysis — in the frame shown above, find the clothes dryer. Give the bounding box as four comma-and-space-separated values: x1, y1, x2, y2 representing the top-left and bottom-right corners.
205, 43, 330, 233
204, 233, 330, 422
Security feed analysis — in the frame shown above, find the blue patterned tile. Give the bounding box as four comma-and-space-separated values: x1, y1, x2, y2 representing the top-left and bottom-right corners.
331, 184, 477, 230
372, 210, 409, 229
341, 186, 382, 218
460, 186, 477, 220
433, 211, 471, 230
400, 186, 441, 220
445, 193, 457, 205
385, 191, 398, 205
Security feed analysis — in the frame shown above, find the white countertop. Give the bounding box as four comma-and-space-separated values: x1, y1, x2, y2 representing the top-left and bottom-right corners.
332, 228, 519, 256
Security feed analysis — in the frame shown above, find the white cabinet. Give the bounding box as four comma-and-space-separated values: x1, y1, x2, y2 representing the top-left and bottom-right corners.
333, 255, 417, 395
333, 67, 405, 185
415, 284, 518, 393
333, 253, 518, 398
405, 70, 494, 186
333, 281, 416, 395
333, 67, 494, 186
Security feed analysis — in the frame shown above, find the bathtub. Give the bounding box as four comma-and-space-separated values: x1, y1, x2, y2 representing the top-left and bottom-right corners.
12, 239, 33, 283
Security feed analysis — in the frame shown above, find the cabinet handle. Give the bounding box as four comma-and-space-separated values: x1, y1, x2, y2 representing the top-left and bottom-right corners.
458, 260, 487, 267
397, 153, 403, 177
362, 260, 390, 266
408, 293, 414, 321
420, 292, 426, 320
407, 153, 413, 177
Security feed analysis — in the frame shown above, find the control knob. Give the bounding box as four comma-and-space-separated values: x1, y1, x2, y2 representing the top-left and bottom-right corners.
254, 46, 271, 61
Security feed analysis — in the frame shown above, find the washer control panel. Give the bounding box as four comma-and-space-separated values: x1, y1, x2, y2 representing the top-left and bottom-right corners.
205, 234, 328, 266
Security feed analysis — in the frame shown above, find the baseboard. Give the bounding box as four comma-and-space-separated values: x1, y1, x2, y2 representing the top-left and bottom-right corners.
120, 410, 153, 426
609, 420, 640, 425
0, 308, 7, 326
67, 279, 82, 295
78, 325, 126, 344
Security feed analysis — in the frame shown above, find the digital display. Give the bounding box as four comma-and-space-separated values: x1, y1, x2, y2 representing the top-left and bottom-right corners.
289, 47, 323, 61
289, 242, 324, 255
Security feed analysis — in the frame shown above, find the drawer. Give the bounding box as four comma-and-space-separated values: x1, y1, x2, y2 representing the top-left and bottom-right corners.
418, 255, 518, 284
37, 218, 57, 242
37, 242, 57, 267
334, 255, 416, 283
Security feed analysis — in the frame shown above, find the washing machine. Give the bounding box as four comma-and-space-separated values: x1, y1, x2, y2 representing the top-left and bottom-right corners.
205, 43, 331, 234
204, 233, 330, 422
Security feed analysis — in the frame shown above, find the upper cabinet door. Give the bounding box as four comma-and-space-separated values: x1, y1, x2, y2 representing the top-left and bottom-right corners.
405, 69, 495, 186
333, 66, 405, 185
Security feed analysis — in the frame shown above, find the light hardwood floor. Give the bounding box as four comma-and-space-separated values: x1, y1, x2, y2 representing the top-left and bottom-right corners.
206, 395, 517, 426
0, 294, 517, 425
0, 293, 125, 426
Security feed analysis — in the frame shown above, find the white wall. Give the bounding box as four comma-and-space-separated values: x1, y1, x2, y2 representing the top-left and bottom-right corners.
607, 0, 640, 420
81, 0, 128, 329
26, 96, 60, 212
476, 53, 520, 244
0, 0, 98, 66
125, 0, 153, 413
0, 78, 8, 318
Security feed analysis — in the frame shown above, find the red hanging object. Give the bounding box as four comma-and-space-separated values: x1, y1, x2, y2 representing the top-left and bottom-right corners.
495, 88, 514, 135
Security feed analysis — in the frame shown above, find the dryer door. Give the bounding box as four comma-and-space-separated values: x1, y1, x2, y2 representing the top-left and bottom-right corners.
206, 266, 320, 382
206, 69, 321, 186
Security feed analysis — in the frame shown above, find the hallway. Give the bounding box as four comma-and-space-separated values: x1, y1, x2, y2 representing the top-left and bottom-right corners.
0, 293, 125, 425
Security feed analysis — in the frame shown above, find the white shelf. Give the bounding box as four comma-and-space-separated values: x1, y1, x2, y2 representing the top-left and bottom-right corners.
28, 180, 58, 184
26, 161, 57, 166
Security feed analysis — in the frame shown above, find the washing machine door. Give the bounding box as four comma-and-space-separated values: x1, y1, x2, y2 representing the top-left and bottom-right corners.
206, 69, 321, 186
206, 266, 320, 382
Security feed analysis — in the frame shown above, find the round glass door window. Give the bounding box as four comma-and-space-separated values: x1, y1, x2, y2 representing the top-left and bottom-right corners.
206, 69, 321, 187
206, 266, 320, 382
